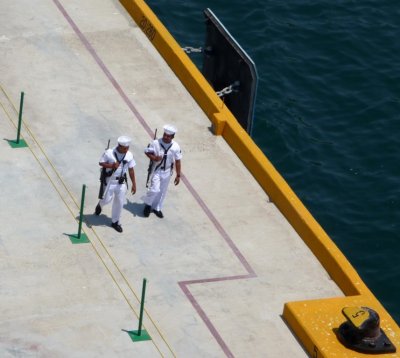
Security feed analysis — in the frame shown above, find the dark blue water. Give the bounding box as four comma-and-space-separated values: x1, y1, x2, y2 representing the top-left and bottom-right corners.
147, 0, 400, 325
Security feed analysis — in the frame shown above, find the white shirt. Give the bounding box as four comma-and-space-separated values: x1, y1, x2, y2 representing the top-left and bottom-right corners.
145, 139, 182, 173
99, 147, 136, 178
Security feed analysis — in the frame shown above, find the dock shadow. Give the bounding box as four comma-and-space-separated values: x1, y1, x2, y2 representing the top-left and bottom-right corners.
280, 314, 311, 357
3, 137, 16, 143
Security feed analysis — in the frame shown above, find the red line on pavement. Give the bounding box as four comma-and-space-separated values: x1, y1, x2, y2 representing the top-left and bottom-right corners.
53, 2, 257, 356
52, 0, 153, 138
181, 176, 255, 276
179, 281, 236, 358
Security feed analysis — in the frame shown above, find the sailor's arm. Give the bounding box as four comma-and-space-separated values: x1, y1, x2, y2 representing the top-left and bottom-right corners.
145, 142, 162, 161
99, 161, 119, 169
174, 160, 181, 185
145, 152, 162, 161
129, 167, 136, 194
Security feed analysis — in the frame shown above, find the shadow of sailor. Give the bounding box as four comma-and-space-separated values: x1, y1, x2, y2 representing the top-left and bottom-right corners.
124, 199, 146, 218
83, 213, 112, 228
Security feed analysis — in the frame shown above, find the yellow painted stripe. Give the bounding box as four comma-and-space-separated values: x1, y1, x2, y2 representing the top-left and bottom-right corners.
0, 84, 176, 357
119, 1, 400, 356
120, 0, 223, 124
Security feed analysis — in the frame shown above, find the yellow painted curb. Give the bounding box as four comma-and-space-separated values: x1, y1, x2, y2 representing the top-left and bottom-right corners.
120, 0, 225, 130
119, 1, 400, 356
284, 297, 399, 358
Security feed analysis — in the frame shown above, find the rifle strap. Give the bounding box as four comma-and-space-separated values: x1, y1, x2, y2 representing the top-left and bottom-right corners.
154, 142, 173, 172
113, 150, 128, 187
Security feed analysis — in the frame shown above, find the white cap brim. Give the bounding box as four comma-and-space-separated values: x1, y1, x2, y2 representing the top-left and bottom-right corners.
163, 124, 177, 135
117, 135, 132, 147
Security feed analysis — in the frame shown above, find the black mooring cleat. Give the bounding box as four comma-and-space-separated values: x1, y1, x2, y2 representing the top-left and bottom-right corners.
337, 306, 396, 354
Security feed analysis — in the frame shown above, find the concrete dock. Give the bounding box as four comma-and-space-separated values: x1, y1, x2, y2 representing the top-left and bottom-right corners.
1, 1, 348, 357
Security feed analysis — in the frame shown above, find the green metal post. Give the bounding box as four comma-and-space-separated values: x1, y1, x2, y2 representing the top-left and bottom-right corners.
138, 278, 147, 336
17, 92, 24, 144
126, 277, 151, 342
68, 183, 89, 244
77, 184, 86, 239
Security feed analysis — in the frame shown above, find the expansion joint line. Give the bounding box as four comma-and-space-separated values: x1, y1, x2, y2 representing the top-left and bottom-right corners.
0, 83, 174, 358
178, 178, 256, 358
49, 1, 259, 356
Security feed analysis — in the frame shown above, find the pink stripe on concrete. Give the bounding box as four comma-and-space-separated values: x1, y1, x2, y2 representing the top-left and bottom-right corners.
52, 0, 153, 138
182, 176, 256, 276
53, 2, 257, 356
179, 282, 235, 358
180, 273, 256, 286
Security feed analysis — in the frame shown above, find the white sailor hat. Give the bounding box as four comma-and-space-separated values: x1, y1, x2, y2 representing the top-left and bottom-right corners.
117, 135, 132, 147
163, 124, 177, 135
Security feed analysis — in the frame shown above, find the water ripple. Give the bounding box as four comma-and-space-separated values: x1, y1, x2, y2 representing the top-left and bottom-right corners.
147, 0, 400, 324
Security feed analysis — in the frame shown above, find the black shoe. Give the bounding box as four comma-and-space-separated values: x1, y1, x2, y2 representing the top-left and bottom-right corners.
153, 210, 164, 218
111, 221, 123, 233
143, 204, 151, 217
95, 203, 102, 215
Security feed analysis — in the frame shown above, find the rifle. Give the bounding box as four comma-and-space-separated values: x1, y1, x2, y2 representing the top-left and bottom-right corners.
98, 139, 110, 199
146, 129, 157, 188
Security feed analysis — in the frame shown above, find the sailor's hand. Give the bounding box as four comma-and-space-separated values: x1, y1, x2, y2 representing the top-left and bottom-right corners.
174, 175, 181, 186
112, 161, 120, 169
131, 185, 136, 195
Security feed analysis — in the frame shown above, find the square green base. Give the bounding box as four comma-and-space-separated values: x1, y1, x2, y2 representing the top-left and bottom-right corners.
127, 330, 151, 342
8, 139, 28, 148
68, 233, 90, 244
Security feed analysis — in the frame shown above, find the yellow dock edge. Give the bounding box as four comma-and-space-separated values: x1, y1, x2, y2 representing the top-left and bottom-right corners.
119, 0, 399, 356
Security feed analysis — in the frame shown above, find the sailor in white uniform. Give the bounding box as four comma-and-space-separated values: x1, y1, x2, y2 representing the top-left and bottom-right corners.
95, 136, 137, 232
143, 124, 182, 218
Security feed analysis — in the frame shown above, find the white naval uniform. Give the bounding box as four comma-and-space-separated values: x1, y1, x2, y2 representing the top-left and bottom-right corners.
99, 147, 136, 223
143, 139, 182, 211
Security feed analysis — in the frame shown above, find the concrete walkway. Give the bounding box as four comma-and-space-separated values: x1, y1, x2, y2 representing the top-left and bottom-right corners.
0, 1, 342, 357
